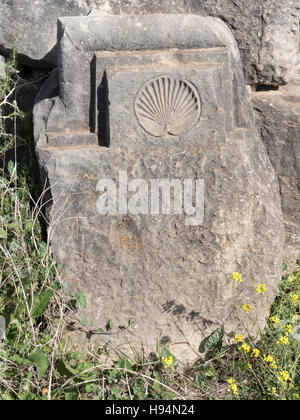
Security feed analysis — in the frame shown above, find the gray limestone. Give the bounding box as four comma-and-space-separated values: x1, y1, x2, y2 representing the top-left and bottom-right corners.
0, 0, 89, 67
0, 1, 299, 85
252, 84, 300, 265
34, 14, 284, 361
0, 55, 5, 79
189, 0, 300, 85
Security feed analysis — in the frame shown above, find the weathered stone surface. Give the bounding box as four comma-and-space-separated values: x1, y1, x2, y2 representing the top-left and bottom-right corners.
257, 1, 300, 84
0, 0, 90, 67
252, 84, 300, 264
1, 0, 299, 85
0, 55, 5, 79
188, 0, 300, 85
34, 14, 284, 361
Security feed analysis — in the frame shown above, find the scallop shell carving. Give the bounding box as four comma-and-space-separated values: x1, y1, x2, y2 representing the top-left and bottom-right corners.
135, 76, 201, 137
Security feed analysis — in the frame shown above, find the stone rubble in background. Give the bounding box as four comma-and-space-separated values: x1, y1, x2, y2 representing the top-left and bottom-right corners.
174, 1, 298, 84
34, 14, 284, 361
252, 84, 300, 264
0, 0, 299, 86
0, 0, 89, 67
0, 55, 5, 79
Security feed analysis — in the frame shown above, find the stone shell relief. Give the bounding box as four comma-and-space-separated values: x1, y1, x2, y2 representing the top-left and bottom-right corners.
134, 76, 201, 137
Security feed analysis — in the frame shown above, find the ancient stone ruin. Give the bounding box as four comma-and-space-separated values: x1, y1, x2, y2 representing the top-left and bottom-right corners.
252, 84, 300, 266
1, 0, 299, 85
33, 14, 284, 360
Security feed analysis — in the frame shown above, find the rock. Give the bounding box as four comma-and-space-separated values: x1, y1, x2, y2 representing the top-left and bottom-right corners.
0, 0, 90, 67
34, 14, 284, 361
1, 1, 299, 85
257, 1, 300, 85
252, 83, 300, 264
189, 0, 300, 86
0, 55, 5, 79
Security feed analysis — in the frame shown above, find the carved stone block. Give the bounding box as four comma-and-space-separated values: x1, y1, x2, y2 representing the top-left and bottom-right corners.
34, 14, 284, 361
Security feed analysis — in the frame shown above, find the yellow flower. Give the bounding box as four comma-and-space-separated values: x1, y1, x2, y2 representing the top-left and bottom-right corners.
228, 272, 243, 284
248, 363, 253, 370
227, 378, 239, 396
238, 343, 251, 354
279, 371, 291, 383
263, 355, 277, 369
252, 348, 260, 358
277, 335, 290, 346
241, 304, 252, 314
269, 316, 280, 327
162, 355, 173, 368
263, 355, 274, 363
268, 387, 277, 396
290, 294, 299, 304
255, 283, 267, 294
284, 324, 292, 335
233, 334, 244, 344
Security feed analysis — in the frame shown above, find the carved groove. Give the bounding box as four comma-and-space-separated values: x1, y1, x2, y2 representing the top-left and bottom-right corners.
135, 76, 201, 137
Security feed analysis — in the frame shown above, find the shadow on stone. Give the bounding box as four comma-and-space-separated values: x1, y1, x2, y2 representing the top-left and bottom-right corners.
97, 70, 110, 147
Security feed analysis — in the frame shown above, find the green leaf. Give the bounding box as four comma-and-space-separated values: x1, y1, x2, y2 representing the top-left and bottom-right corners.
154, 371, 163, 382
73, 291, 87, 309
203, 366, 218, 379
51, 281, 61, 292
69, 352, 83, 361
106, 320, 114, 331
108, 369, 122, 382
10, 354, 31, 367
194, 373, 203, 387
204, 326, 224, 352
65, 391, 78, 401
116, 358, 132, 370
97, 328, 104, 334
132, 385, 146, 400
76, 361, 93, 374
25, 221, 34, 232
109, 387, 122, 400
7, 161, 15, 176
0, 228, 7, 239
56, 359, 77, 378
85, 384, 98, 393
31, 289, 54, 319
28, 349, 49, 379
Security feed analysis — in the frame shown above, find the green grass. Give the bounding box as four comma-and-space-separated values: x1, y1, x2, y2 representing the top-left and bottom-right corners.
0, 52, 299, 401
